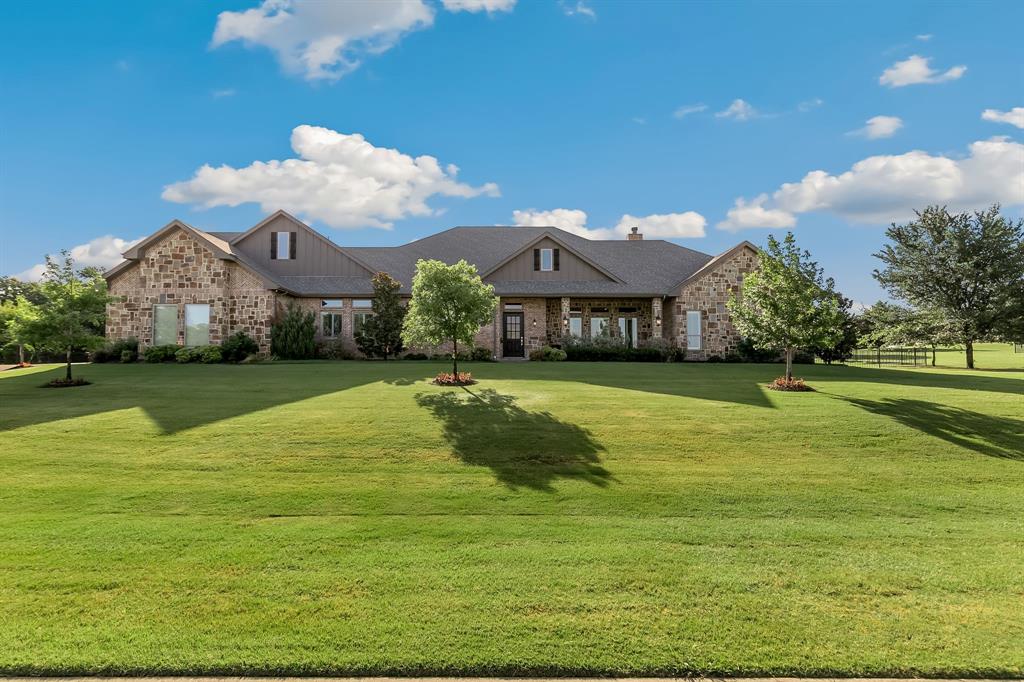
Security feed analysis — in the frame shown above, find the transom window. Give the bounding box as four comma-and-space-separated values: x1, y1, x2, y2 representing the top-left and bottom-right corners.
540, 248, 553, 271
321, 299, 343, 308
321, 312, 343, 338
184, 304, 210, 347
353, 299, 372, 309
504, 303, 523, 311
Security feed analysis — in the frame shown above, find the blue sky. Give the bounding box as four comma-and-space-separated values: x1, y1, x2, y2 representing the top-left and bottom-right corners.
2, 0, 1022, 304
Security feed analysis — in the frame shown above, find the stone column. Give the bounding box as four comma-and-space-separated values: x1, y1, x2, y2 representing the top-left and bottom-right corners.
652, 298, 663, 339
560, 297, 570, 340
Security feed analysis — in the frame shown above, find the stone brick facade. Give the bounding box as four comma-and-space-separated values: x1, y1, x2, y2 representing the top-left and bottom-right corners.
544, 297, 657, 345
106, 229, 277, 353
672, 244, 759, 359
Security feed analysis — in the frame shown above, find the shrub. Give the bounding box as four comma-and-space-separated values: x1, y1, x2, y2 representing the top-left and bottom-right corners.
316, 340, 355, 360
402, 352, 429, 360
667, 346, 686, 362
120, 349, 135, 363
470, 346, 494, 362
270, 303, 316, 360
197, 345, 222, 364
174, 347, 199, 363
735, 337, 779, 363
92, 337, 138, 363
143, 344, 179, 363
529, 345, 567, 361
561, 336, 680, 362
221, 331, 259, 363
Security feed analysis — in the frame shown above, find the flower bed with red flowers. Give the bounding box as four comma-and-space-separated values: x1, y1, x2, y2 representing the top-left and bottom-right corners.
768, 376, 814, 392
43, 377, 91, 388
432, 372, 476, 386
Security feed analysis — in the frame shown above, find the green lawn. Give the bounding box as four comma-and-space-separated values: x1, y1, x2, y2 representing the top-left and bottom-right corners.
1, 344, 1022, 676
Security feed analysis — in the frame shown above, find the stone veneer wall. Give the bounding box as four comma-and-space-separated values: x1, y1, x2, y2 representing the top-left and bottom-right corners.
106, 229, 277, 353
544, 298, 656, 345
672, 245, 759, 359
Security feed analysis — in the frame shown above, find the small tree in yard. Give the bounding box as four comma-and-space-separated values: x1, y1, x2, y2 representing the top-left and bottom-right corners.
355, 272, 406, 360
809, 292, 860, 364
30, 251, 112, 383
1, 297, 40, 365
727, 233, 844, 384
874, 205, 1024, 369
402, 259, 497, 377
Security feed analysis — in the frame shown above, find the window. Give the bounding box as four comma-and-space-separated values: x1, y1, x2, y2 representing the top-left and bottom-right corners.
271, 231, 295, 260
321, 299, 343, 308
590, 316, 609, 338
568, 316, 582, 338
504, 303, 523, 311
352, 299, 372, 309
321, 312, 343, 338
353, 311, 373, 336
153, 304, 177, 345
540, 248, 553, 271
686, 310, 702, 350
618, 317, 638, 348
184, 304, 210, 346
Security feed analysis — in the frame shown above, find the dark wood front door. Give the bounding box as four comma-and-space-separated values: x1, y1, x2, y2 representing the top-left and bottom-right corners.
502, 312, 524, 357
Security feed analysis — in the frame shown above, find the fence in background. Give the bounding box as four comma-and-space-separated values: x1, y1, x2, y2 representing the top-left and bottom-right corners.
849, 347, 929, 366
1015, 343, 1023, 354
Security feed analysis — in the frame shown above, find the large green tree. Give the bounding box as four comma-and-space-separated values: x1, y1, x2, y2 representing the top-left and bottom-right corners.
402, 259, 497, 375
29, 251, 112, 381
355, 272, 406, 360
861, 301, 957, 366
0, 297, 40, 364
727, 232, 844, 381
873, 205, 1024, 369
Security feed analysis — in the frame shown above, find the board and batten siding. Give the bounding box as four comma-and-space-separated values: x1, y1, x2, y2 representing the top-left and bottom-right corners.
487, 237, 611, 282
233, 214, 372, 277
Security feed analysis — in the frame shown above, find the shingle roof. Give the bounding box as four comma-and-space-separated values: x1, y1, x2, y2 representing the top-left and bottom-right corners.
345, 226, 714, 296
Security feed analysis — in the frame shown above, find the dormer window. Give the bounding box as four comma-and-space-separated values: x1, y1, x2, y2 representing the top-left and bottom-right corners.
534, 247, 559, 271
271, 231, 296, 260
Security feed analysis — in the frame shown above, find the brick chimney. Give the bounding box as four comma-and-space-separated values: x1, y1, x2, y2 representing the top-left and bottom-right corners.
628, 226, 643, 240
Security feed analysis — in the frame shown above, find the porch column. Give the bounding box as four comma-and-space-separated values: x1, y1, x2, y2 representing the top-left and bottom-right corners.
560, 297, 570, 339
652, 298, 663, 339
494, 296, 502, 359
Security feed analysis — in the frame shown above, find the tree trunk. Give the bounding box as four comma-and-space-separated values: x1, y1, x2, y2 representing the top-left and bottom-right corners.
65, 347, 73, 381
18, 344, 25, 365
931, 345, 936, 367
785, 347, 794, 381
452, 338, 458, 376
965, 339, 974, 369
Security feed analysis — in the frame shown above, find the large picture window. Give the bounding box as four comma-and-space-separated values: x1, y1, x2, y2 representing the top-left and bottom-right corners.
568, 315, 582, 337
185, 304, 210, 346
590, 316, 609, 338
686, 310, 702, 350
353, 311, 372, 336
153, 304, 177, 346
321, 312, 343, 338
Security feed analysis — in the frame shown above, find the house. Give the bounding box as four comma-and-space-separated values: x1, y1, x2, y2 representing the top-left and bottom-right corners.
104, 210, 759, 359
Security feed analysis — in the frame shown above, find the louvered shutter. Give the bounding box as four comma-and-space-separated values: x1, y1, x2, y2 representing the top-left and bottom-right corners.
553, 248, 560, 271
290, 231, 297, 259
533, 248, 540, 271
270, 231, 277, 259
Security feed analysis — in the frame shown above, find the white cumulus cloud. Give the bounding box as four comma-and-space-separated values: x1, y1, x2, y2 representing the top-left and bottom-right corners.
442, 0, 516, 12
163, 125, 500, 230
848, 115, 904, 139
716, 99, 758, 121
879, 54, 966, 87
981, 107, 1024, 129
14, 235, 143, 281
512, 208, 705, 240
211, 0, 435, 81
717, 137, 1024, 230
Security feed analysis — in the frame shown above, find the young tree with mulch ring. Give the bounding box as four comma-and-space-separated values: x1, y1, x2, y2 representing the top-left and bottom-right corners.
402, 259, 497, 382
728, 233, 843, 387
29, 251, 112, 385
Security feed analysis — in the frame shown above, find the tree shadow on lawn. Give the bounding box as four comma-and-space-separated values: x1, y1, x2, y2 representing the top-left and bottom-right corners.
0, 363, 385, 435
845, 397, 1024, 461
835, 365, 1024, 397
414, 387, 614, 491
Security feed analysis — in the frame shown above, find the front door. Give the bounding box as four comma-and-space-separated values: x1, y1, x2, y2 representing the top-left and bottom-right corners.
502, 312, 524, 357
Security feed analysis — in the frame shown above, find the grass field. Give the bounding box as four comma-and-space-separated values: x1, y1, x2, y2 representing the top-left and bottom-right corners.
1, 344, 1022, 676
